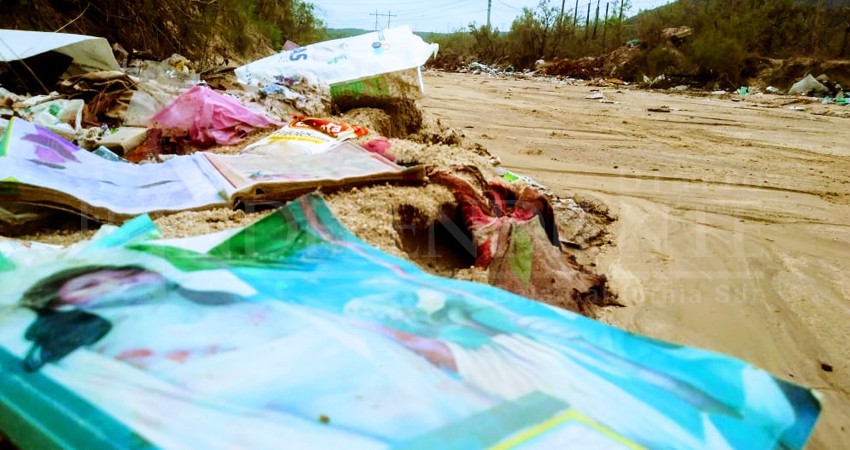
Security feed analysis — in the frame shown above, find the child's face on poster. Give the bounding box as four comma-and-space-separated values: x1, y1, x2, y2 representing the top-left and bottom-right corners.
58, 269, 167, 307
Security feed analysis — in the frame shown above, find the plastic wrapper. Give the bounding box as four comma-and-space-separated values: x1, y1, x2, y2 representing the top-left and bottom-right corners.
241, 115, 367, 156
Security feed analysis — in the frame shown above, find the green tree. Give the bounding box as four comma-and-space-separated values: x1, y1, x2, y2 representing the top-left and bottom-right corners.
469, 24, 506, 62
508, 0, 561, 67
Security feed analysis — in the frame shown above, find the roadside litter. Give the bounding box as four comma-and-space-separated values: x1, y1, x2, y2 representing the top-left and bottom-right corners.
788, 74, 830, 96
0, 193, 821, 449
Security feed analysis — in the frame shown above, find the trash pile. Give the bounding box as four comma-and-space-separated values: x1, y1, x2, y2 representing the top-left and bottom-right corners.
0, 26, 822, 450
0, 25, 607, 309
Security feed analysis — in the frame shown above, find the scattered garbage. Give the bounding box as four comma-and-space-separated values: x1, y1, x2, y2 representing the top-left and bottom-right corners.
737, 86, 749, 96
648, 106, 672, 113
0, 193, 821, 449
468, 62, 494, 74
642, 74, 667, 87
584, 92, 605, 100
787, 106, 806, 111
788, 74, 830, 96
766, 86, 781, 94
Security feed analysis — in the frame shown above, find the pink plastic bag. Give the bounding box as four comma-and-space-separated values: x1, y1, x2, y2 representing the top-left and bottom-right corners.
149, 86, 281, 147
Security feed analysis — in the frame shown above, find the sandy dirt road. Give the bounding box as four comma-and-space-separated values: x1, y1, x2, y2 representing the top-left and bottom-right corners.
421, 71, 850, 449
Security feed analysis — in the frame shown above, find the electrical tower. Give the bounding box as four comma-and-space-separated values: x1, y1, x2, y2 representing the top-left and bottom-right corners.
370, 9, 398, 30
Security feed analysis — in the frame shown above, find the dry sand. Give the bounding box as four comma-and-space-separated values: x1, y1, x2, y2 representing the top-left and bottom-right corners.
421, 71, 850, 449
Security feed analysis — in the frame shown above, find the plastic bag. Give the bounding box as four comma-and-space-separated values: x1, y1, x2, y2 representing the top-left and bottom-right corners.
788, 74, 830, 96
149, 86, 281, 147
124, 80, 182, 127
235, 26, 438, 87
23, 99, 83, 142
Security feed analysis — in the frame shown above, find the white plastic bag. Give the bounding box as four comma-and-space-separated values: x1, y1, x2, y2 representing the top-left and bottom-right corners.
25, 99, 84, 141
788, 74, 829, 96
235, 26, 438, 87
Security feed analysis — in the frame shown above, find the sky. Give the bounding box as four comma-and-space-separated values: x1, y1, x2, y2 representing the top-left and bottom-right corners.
308, 0, 674, 33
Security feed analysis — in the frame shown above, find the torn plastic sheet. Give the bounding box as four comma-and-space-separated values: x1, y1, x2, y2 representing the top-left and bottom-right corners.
235, 26, 438, 88
149, 86, 281, 147
0, 194, 820, 450
0, 29, 120, 93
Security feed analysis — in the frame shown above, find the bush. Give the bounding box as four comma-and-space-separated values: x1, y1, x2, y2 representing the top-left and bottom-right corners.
645, 45, 680, 77
685, 33, 747, 83
0, 0, 327, 67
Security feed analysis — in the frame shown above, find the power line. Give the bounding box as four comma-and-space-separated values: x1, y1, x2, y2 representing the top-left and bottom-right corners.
369, 9, 398, 30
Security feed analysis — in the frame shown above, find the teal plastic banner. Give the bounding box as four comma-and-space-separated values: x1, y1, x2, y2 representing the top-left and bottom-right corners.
0, 195, 820, 449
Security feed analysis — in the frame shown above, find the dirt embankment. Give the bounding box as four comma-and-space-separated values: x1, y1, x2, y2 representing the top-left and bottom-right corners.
421, 70, 850, 449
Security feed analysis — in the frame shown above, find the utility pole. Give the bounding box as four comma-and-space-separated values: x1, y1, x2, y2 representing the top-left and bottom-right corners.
487, 0, 492, 28
602, 3, 610, 48
584, 1, 591, 41
573, 0, 580, 29
617, 0, 625, 43
560, 0, 566, 33
812, 0, 825, 54
592, 0, 600, 39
